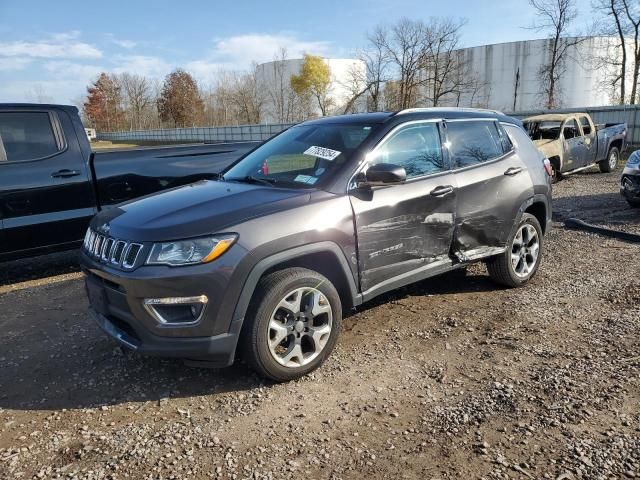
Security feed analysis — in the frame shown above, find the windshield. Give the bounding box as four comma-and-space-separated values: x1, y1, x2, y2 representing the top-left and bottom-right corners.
223, 123, 375, 188
524, 121, 561, 141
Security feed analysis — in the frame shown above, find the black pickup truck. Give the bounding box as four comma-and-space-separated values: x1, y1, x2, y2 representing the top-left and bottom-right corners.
0, 104, 258, 261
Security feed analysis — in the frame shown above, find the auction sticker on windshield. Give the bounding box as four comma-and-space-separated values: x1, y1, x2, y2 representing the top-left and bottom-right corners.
303, 146, 341, 161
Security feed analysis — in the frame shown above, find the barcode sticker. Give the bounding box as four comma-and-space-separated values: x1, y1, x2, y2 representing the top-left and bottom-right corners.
303, 145, 341, 161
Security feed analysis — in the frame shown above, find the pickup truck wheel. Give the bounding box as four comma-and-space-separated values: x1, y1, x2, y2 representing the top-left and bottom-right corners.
486, 213, 543, 288
599, 147, 619, 173
241, 267, 342, 382
627, 197, 640, 208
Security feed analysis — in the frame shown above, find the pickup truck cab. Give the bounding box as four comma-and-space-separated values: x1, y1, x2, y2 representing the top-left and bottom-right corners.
0, 104, 257, 261
81, 108, 553, 381
523, 112, 627, 180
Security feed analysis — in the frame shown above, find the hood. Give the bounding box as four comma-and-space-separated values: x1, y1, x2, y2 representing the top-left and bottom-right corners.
92, 180, 311, 241
532, 138, 561, 159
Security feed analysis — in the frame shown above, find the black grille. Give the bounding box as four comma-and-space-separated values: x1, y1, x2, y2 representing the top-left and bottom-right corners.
83, 228, 143, 269
123, 244, 142, 268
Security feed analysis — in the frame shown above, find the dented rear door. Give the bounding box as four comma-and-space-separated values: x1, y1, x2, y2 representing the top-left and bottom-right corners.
446, 119, 531, 260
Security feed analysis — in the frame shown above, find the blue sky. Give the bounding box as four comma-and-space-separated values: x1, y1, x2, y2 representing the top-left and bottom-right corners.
0, 0, 594, 104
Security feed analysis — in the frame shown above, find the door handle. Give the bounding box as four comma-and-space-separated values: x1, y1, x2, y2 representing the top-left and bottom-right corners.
430, 185, 454, 197
51, 169, 80, 178
504, 167, 523, 176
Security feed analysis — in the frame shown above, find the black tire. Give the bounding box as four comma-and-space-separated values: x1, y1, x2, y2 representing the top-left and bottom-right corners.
599, 146, 619, 173
486, 213, 543, 288
240, 267, 342, 382
627, 197, 640, 208
550, 161, 560, 184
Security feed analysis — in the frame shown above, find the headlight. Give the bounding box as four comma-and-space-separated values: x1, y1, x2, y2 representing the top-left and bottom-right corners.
626, 150, 640, 166
146, 234, 237, 266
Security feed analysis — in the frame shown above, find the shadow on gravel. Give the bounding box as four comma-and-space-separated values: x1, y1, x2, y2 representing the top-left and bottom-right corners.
0, 250, 81, 287
0, 277, 262, 411
352, 268, 496, 313
0, 269, 495, 412
553, 191, 639, 225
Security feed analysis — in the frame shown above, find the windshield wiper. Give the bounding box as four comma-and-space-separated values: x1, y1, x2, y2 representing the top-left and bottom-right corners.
229, 175, 277, 186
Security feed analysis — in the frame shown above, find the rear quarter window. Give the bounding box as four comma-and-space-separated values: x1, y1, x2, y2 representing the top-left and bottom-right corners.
0, 112, 61, 162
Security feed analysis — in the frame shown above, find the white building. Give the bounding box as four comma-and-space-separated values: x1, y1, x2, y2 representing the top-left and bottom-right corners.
256, 57, 367, 122
450, 36, 634, 112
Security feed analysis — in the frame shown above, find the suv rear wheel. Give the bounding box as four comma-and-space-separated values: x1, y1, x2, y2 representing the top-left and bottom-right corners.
241, 267, 342, 381
486, 213, 543, 288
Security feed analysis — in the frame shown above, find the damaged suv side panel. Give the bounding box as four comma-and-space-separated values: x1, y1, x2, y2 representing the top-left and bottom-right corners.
80, 108, 552, 382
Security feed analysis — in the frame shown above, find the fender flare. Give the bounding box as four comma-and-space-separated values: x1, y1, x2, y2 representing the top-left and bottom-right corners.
505, 194, 552, 243
230, 241, 361, 329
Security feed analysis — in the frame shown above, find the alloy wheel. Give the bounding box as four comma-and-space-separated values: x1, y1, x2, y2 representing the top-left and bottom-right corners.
510, 224, 540, 279
267, 287, 333, 368
609, 149, 618, 170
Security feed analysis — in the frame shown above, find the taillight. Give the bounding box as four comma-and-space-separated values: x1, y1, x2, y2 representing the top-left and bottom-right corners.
543, 158, 553, 176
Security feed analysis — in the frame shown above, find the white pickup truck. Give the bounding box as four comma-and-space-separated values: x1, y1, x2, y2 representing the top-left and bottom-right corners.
523, 113, 627, 181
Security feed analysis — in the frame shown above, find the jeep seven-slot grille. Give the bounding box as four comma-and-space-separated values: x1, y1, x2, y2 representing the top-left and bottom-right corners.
83, 228, 143, 269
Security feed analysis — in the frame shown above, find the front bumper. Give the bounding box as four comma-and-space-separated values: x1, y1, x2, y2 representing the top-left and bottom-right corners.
620, 167, 640, 202
89, 308, 242, 365
80, 249, 247, 366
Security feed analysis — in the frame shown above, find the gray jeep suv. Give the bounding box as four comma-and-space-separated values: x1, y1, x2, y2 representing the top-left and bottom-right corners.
80, 108, 552, 381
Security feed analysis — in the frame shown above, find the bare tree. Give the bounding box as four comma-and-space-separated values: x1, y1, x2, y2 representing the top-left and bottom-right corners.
420, 18, 471, 106
593, 0, 629, 103
620, 0, 640, 103
119, 73, 152, 130
373, 19, 426, 109
260, 48, 301, 123
26, 84, 53, 104
229, 64, 265, 124
529, 0, 582, 109
362, 32, 391, 111
339, 61, 370, 114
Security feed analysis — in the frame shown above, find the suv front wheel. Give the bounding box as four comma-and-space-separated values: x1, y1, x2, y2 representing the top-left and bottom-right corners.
241, 267, 342, 381
486, 213, 543, 288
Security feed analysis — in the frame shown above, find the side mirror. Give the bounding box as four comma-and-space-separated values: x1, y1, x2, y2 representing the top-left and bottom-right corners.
356, 163, 407, 188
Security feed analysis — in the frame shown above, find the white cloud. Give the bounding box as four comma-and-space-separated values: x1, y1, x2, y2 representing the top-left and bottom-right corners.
0, 79, 87, 104
112, 39, 137, 49
44, 61, 104, 79
0, 57, 32, 71
212, 33, 332, 67
184, 59, 228, 80
112, 55, 171, 77
0, 32, 102, 59
104, 34, 137, 49
184, 33, 333, 81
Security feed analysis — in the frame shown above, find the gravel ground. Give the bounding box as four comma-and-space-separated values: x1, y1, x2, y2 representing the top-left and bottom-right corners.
0, 164, 638, 480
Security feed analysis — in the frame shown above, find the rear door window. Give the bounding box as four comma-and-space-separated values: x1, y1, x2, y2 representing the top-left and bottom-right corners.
447, 120, 504, 168
0, 112, 61, 162
579, 116, 592, 135
563, 119, 581, 140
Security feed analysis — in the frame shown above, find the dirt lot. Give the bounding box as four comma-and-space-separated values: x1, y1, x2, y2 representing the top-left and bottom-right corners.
1, 164, 638, 480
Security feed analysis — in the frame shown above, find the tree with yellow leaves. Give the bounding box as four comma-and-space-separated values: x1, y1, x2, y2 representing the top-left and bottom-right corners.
290, 55, 333, 116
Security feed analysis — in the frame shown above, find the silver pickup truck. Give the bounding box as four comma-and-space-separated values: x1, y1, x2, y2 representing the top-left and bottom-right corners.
523, 113, 627, 181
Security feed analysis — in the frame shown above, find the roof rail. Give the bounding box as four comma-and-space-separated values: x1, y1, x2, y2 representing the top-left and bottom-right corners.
395, 107, 505, 116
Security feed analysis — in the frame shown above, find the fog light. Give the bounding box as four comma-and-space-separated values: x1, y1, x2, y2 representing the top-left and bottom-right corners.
143, 295, 208, 325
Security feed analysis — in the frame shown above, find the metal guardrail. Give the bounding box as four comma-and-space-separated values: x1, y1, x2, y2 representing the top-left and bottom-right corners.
97, 105, 640, 145
97, 123, 296, 143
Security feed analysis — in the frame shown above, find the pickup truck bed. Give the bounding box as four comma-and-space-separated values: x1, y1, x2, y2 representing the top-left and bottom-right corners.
0, 104, 259, 261
92, 142, 258, 208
